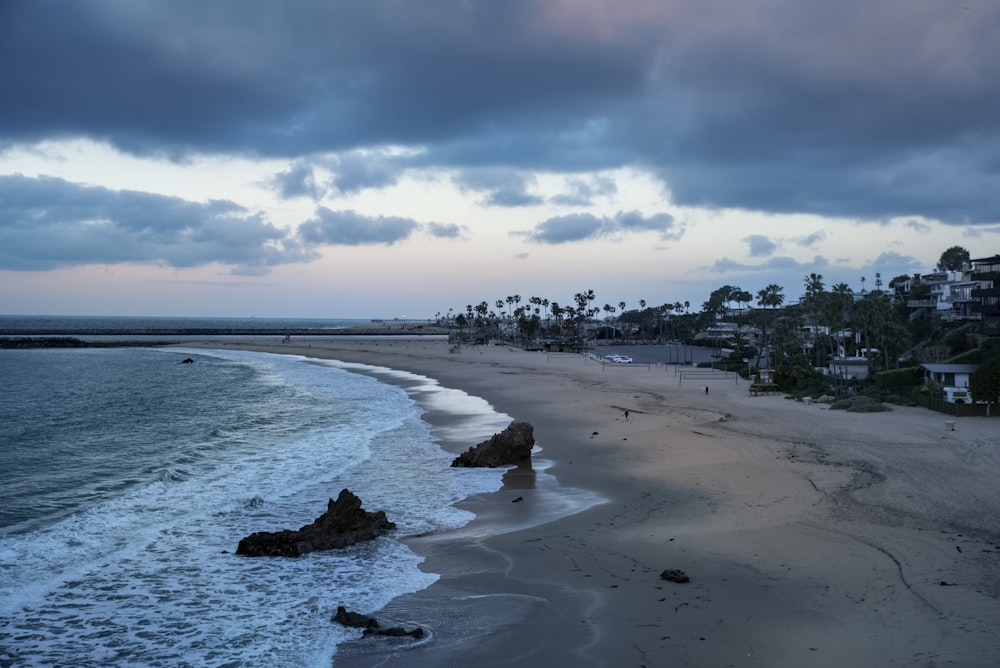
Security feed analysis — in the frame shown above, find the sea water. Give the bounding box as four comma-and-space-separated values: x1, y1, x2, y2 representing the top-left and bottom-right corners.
0, 346, 511, 667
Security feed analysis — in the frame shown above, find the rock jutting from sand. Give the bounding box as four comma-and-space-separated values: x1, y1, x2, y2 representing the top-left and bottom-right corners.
236, 489, 395, 557
660, 569, 691, 583
451, 421, 535, 468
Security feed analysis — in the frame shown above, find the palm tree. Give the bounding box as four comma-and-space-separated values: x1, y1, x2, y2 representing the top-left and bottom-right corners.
757, 284, 785, 310
550, 302, 563, 335
803, 273, 825, 308
603, 304, 616, 337
754, 284, 785, 368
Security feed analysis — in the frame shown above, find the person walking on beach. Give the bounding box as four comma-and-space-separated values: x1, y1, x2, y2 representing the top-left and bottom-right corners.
705, 386, 709, 394
624, 409, 629, 421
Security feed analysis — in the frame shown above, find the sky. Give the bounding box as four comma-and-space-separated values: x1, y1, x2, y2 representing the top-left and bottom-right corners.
2, 0, 999, 319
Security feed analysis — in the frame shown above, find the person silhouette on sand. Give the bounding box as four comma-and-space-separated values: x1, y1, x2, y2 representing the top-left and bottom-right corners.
624, 409, 629, 421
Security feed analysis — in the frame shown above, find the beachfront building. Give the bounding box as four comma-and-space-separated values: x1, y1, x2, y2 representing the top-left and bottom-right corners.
828, 348, 877, 381
696, 320, 759, 345
970, 255, 1000, 335
901, 253, 1000, 329
920, 363, 980, 403
905, 271, 980, 324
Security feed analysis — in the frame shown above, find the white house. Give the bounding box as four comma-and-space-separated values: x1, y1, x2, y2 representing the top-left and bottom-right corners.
920, 363, 980, 403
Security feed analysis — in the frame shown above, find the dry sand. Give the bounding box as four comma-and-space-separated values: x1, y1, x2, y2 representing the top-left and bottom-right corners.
190, 338, 1000, 667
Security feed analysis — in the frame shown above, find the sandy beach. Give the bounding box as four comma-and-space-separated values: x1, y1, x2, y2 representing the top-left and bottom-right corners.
190, 337, 1000, 667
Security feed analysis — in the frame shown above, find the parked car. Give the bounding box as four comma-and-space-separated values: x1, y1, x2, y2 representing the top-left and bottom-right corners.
613, 355, 633, 363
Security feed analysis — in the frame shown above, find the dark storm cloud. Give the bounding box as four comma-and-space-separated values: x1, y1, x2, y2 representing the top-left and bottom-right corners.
523, 210, 678, 244
298, 208, 420, 246
2, 0, 999, 225
0, 174, 312, 271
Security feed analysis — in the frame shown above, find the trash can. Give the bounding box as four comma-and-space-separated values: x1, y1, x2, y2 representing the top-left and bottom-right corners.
945, 420, 956, 431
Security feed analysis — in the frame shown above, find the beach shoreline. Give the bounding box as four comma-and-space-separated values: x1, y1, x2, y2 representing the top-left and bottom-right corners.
185, 337, 1000, 667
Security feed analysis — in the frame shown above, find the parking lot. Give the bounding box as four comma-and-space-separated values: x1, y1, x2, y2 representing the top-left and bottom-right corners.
594, 343, 718, 366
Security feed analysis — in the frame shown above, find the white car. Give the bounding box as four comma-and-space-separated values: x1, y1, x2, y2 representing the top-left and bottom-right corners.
610, 355, 632, 363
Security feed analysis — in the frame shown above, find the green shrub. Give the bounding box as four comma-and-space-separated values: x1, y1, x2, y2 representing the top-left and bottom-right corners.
875, 366, 922, 390
829, 395, 891, 412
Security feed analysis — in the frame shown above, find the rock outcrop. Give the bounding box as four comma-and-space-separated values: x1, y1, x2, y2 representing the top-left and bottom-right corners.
451, 421, 534, 468
333, 606, 424, 640
236, 489, 395, 557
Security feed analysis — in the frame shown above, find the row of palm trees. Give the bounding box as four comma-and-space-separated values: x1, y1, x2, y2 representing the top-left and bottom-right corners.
441, 274, 912, 386
439, 291, 693, 343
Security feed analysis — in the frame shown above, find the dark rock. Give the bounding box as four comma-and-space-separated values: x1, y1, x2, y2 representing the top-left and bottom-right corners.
334, 606, 424, 640
511, 496, 524, 503
181, 357, 194, 364
236, 489, 395, 557
364, 626, 424, 639
451, 422, 534, 468
334, 606, 379, 629
660, 569, 690, 583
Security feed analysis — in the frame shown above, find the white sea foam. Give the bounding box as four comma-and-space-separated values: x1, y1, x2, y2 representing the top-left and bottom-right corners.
0, 349, 508, 667
0, 346, 606, 666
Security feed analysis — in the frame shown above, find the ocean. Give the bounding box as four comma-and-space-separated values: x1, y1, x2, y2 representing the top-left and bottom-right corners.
0, 322, 516, 667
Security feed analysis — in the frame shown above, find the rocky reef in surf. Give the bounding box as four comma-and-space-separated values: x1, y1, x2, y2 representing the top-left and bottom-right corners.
333, 606, 425, 640
451, 421, 534, 468
236, 489, 395, 557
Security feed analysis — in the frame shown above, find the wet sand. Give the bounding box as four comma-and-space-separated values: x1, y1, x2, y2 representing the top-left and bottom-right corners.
189, 338, 1000, 667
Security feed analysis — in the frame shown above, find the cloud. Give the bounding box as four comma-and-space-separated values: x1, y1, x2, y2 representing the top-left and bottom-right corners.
706, 255, 828, 275
549, 175, 618, 206
859, 251, 923, 276
0, 174, 311, 272
328, 151, 408, 194
904, 220, 931, 234
703, 251, 930, 298
270, 162, 324, 200
522, 210, 679, 244
455, 169, 545, 207
795, 230, 828, 248
425, 222, 467, 239
743, 234, 778, 257
2, 1, 999, 225
298, 207, 420, 246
